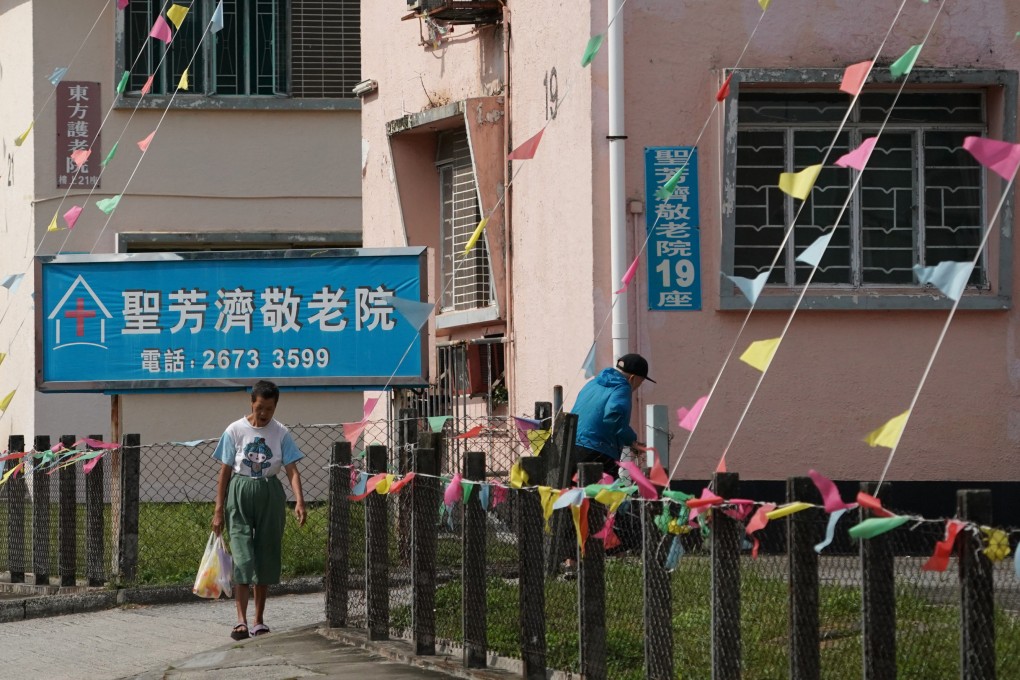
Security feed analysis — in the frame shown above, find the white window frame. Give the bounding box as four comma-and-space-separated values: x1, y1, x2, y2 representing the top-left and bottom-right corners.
721, 68, 1017, 311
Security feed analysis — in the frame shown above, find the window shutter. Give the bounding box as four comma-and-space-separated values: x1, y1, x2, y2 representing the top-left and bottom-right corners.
290, 0, 361, 98
439, 131, 491, 312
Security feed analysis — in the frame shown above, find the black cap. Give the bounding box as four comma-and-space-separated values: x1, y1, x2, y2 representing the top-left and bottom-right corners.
616, 353, 655, 383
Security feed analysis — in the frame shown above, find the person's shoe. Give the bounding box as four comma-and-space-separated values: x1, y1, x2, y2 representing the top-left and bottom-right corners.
250, 623, 271, 637
230, 623, 249, 640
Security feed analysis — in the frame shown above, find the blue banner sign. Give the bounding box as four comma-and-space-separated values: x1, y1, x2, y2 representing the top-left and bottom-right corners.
36, 248, 427, 392
645, 146, 702, 311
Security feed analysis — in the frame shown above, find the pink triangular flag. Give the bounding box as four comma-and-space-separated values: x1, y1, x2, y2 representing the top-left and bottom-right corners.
63, 205, 83, 230
507, 128, 545, 160
70, 149, 91, 168
676, 395, 708, 431
808, 469, 856, 513
149, 15, 173, 43
614, 256, 640, 294
490, 485, 509, 508
835, 137, 877, 171
362, 396, 380, 420
140, 74, 154, 95
649, 459, 669, 487
341, 420, 366, 444
963, 136, 1020, 181
137, 130, 156, 152
444, 473, 463, 507
715, 455, 727, 473
593, 512, 617, 540
839, 60, 872, 96
117, 0, 129, 8
617, 461, 658, 500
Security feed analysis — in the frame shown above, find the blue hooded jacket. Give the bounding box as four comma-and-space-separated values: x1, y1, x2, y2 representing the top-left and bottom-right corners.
571, 368, 637, 460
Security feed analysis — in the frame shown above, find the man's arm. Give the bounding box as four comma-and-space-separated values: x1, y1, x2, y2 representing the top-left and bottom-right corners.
212, 464, 232, 535
285, 462, 306, 527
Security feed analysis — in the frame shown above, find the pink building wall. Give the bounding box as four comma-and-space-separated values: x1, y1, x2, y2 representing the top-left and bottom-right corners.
362, 1, 1020, 482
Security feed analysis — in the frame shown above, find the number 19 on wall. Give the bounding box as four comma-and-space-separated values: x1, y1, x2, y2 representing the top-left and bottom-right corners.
656, 259, 696, 288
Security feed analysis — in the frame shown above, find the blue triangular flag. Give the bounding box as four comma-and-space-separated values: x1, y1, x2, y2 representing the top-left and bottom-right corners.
796, 231, 835, 267
665, 534, 685, 569
48, 67, 68, 86
350, 471, 368, 497
582, 343, 596, 378
210, 1, 224, 32
479, 484, 490, 511
724, 271, 769, 304
0, 274, 24, 293
389, 296, 435, 330
913, 261, 973, 301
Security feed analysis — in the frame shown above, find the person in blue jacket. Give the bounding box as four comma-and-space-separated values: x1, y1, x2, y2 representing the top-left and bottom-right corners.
572, 353, 653, 479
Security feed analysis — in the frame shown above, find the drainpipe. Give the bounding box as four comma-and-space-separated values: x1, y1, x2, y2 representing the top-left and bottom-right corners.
608, 0, 628, 359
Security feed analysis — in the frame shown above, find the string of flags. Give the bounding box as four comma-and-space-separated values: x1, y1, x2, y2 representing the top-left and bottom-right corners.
337, 459, 1019, 579
0, 437, 121, 487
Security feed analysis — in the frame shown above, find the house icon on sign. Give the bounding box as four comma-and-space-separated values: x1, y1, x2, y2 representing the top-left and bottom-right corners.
47, 275, 113, 350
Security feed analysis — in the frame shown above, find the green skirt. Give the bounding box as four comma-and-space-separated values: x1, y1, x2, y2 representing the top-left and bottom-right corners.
226, 474, 286, 585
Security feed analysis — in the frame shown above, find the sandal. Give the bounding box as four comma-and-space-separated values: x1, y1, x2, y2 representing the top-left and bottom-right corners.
251, 623, 271, 637
230, 623, 250, 640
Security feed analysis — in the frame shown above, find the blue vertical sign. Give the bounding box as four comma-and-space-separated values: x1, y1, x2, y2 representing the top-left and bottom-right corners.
645, 146, 702, 311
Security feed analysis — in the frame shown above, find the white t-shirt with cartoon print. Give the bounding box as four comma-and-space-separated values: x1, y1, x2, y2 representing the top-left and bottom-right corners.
212, 417, 304, 479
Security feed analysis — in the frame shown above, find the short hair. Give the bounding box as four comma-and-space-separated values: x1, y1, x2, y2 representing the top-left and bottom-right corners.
251, 380, 280, 403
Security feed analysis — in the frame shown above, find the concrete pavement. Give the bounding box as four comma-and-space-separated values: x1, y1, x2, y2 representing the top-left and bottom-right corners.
0, 591, 453, 680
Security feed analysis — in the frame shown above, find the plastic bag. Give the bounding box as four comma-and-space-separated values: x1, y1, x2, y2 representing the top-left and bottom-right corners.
193, 532, 232, 598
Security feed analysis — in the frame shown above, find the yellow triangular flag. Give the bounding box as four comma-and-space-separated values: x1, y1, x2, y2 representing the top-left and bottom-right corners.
179, 68, 189, 90
46, 213, 60, 232
739, 338, 781, 372
778, 164, 823, 201
464, 217, 488, 254
594, 489, 627, 514
375, 474, 394, 495
0, 389, 16, 412
14, 122, 34, 147
166, 3, 190, 29
1, 461, 22, 485
527, 429, 551, 456
864, 410, 910, 448
758, 0, 772, 9
765, 502, 814, 520
538, 486, 557, 532
0, 353, 6, 366
510, 459, 528, 489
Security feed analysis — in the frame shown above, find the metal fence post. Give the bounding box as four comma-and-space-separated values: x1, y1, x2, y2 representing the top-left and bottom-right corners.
788, 476, 822, 680
578, 461, 607, 680
85, 434, 105, 587
518, 455, 547, 680
32, 434, 51, 586
412, 447, 439, 655
958, 489, 995, 680
860, 481, 895, 680
117, 434, 141, 583
397, 408, 418, 566
463, 450, 487, 668
711, 471, 741, 680
546, 412, 578, 576
58, 434, 78, 587
326, 441, 351, 628
6, 435, 25, 584
644, 500, 673, 679
365, 444, 389, 641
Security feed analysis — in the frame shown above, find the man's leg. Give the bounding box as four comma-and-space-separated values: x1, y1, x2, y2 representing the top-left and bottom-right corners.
253, 584, 269, 625
235, 583, 250, 624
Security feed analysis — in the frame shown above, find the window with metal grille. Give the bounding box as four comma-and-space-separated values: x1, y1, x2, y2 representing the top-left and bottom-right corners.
734, 90, 987, 289
122, 0, 359, 98
437, 129, 492, 312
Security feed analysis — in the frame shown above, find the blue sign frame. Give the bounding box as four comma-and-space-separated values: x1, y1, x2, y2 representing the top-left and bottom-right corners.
645, 146, 702, 311
36, 248, 428, 392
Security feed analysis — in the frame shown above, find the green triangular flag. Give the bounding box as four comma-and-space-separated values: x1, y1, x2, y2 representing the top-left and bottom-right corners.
656, 166, 685, 200
848, 515, 909, 539
116, 70, 130, 94
654, 510, 672, 534
101, 141, 119, 167
890, 44, 922, 79
462, 481, 474, 505
581, 34, 604, 67
427, 415, 450, 433
96, 195, 122, 215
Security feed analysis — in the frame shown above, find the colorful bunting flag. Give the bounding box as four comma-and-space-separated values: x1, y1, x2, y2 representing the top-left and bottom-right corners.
740, 337, 781, 372
849, 515, 909, 539
178, 68, 189, 91
166, 4, 190, 29
724, 272, 768, 305
479, 484, 490, 510
444, 473, 462, 507
664, 534, 685, 569
778, 164, 822, 201
70, 149, 91, 168
116, 70, 131, 94
454, 425, 484, 440
46, 213, 59, 232
491, 484, 508, 507
211, 1, 225, 33
614, 256, 640, 294
1, 461, 23, 485
389, 295, 435, 330
14, 122, 33, 147
814, 508, 849, 554
553, 487, 585, 510
890, 45, 922, 79
864, 410, 910, 448
618, 461, 657, 500
745, 503, 776, 559
808, 469, 856, 513
427, 415, 450, 433
538, 486, 557, 531
795, 231, 834, 267
527, 429, 551, 455
839, 60, 872, 96
507, 128, 545, 161
582, 343, 597, 379
571, 499, 589, 555
649, 458, 669, 487
716, 73, 733, 102
962, 136, 1020, 181
47, 67, 68, 86
118, 0, 130, 8
765, 502, 814, 520
982, 527, 1011, 562
137, 130, 156, 152
342, 420, 366, 444
513, 416, 540, 444
464, 217, 488, 254
1, 274, 24, 293
0, 389, 15, 413
63, 205, 83, 230
677, 395, 708, 431
141, 75, 154, 96
149, 15, 173, 43
758, 0, 772, 10
101, 141, 119, 167
913, 261, 972, 301
387, 472, 415, 494
581, 34, 604, 67
96, 195, 122, 215
656, 166, 685, 200
835, 137, 878, 171
856, 491, 893, 518
510, 460, 527, 489
922, 520, 964, 571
